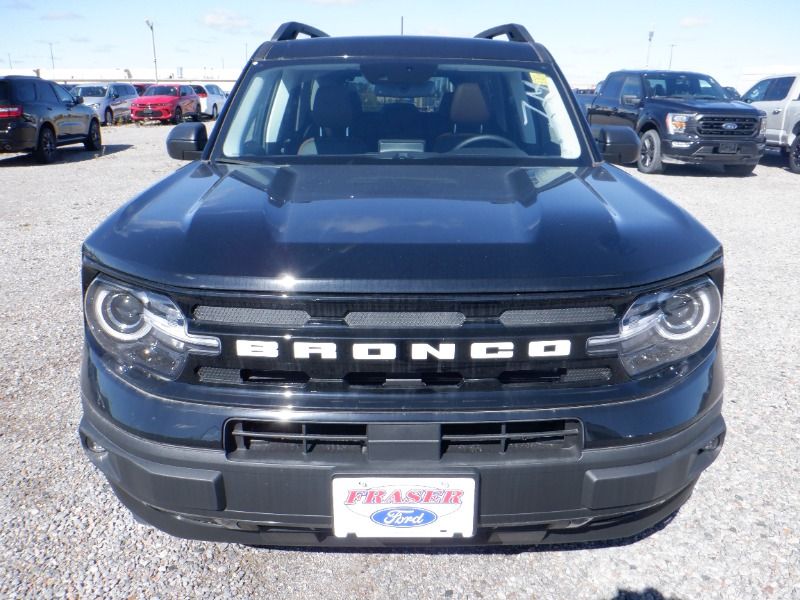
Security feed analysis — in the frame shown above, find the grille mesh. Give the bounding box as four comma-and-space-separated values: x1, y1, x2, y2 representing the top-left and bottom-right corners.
194, 306, 310, 326
344, 311, 466, 328
500, 307, 615, 326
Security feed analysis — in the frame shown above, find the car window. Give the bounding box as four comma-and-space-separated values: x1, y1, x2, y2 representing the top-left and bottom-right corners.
598, 73, 623, 100
35, 80, 59, 103
144, 85, 179, 96
52, 83, 74, 103
764, 77, 795, 102
192, 85, 205, 94
14, 80, 36, 102
620, 75, 643, 101
743, 79, 772, 103
73, 85, 108, 98
643, 73, 726, 99
221, 60, 584, 162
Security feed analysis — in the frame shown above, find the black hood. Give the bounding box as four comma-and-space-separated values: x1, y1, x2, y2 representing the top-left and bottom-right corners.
84, 162, 722, 293
647, 96, 760, 115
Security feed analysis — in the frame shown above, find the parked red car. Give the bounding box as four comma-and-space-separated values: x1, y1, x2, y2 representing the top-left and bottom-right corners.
130, 84, 201, 125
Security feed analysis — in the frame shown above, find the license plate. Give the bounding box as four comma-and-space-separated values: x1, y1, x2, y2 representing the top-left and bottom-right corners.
332, 476, 476, 538
718, 142, 737, 154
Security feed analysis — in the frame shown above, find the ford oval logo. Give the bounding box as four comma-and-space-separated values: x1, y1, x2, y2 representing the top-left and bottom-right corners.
722, 122, 738, 130
370, 507, 438, 528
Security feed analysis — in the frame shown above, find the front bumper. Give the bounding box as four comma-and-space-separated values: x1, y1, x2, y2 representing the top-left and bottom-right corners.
131, 107, 172, 121
661, 136, 765, 165
79, 349, 726, 546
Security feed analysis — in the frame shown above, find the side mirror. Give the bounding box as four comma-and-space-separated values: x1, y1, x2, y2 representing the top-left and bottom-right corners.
74, 95, 84, 105
591, 125, 641, 164
622, 95, 641, 107
112, 93, 120, 99
167, 122, 207, 160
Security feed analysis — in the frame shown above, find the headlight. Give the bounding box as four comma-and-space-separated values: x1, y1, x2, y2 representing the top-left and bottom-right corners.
666, 113, 694, 135
586, 277, 721, 377
90, 103, 100, 110
759, 116, 767, 136
84, 276, 220, 380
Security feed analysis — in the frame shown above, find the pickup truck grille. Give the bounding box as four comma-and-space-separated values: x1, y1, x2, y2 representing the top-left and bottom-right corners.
697, 116, 758, 137
177, 291, 628, 405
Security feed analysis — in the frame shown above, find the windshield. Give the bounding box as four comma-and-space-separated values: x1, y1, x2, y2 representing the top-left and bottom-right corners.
219, 61, 584, 163
73, 85, 107, 98
644, 73, 727, 99
144, 85, 179, 97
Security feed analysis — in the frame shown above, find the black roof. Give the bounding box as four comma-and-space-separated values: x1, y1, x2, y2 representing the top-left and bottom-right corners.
253, 22, 550, 63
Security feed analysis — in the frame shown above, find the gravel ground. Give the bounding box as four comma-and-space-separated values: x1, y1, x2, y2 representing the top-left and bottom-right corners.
0, 125, 798, 600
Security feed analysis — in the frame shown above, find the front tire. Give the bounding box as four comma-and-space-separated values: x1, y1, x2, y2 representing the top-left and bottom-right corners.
104, 108, 114, 126
211, 104, 218, 120
84, 120, 102, 151
789, 137, 800, 174
637, 129, 664, 174
172, 107, 183, 125
33, 127, 57, 164
723, 164, 757, 176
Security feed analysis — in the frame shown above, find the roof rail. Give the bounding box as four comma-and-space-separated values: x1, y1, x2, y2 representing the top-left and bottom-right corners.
474, 24, 535, 44
271, 22, 330, 42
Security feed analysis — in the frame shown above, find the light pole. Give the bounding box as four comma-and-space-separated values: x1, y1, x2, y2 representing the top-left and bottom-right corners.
645, 30, 654, 68
145, 20, 158, 82
668, 44, 677, 70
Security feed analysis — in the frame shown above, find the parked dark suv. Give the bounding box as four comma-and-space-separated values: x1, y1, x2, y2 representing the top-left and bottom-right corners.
0, 75, 102, 163
79, 23, 725, 547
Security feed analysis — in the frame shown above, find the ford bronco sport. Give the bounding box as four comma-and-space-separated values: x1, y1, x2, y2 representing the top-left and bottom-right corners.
79, 23, 726, 546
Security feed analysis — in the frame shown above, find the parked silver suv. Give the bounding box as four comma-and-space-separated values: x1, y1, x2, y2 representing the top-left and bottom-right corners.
743, 74, 800, 172
70, 82, 139, 126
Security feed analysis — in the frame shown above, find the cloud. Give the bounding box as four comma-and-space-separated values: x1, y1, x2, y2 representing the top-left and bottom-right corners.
5, 0, 33, 9
679, 16, 710, 28
41, 10, 81, 20
202, 10, 248, 32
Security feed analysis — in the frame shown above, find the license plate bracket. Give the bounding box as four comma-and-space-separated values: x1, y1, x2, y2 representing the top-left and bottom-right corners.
332, 476, 477, 538
718, 142, 738, 154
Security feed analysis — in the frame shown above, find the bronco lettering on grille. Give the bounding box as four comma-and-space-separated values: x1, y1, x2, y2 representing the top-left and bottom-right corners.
235, 340, 571, 360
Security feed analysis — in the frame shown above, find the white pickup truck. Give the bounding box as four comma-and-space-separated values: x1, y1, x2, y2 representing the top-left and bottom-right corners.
743, 74, 800, 172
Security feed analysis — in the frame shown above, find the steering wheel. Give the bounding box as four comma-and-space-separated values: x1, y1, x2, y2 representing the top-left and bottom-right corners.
452, 134, 518, 150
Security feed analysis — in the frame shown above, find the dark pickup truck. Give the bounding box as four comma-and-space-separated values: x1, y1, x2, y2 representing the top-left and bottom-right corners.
583, 70, 766, 174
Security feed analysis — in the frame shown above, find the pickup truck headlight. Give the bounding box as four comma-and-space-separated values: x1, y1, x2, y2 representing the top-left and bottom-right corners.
586, 277, 721, 377
84, 276, 220, 380
666, 113, 694, 135
759, 116, 766, 136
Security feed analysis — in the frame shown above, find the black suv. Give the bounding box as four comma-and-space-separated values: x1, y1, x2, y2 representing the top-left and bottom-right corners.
584, 70, 766, 175
0, 75, 102, 163
79, 23, 725, 547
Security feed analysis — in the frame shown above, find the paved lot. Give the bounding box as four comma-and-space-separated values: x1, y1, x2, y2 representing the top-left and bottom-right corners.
0, 125, 798, 600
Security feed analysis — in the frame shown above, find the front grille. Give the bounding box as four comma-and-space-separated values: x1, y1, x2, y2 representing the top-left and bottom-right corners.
697, 116, 758, 137
181, 291, 626, 399
225, 418, 582, 460
227, 420, 368, 457
198, 366, 613, 388
441, 419, 581, 457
